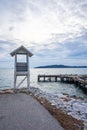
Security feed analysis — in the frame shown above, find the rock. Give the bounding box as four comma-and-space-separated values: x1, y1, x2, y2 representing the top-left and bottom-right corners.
0, 89, 14, 94
28, 86, 87, 124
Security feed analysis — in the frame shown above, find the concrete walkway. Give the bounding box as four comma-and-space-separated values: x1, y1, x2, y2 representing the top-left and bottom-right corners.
0, 93, 64, 130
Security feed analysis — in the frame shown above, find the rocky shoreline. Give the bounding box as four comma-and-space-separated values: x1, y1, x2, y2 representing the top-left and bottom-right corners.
0, 87, 87, 130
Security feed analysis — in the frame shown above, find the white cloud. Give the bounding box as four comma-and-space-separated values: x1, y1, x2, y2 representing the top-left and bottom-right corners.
0, 0, 87, 44
0, 0, 87, 67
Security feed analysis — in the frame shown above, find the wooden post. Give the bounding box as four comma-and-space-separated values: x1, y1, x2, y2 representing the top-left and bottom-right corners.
14, 54, 17, 89
61, 77, 64, 82
43, 75, 45, 82
49, 77, 51, 82
14, 73, 16, 89
27, 54, 30, 89
38, 75, 40, 82
55, 76, 57, 82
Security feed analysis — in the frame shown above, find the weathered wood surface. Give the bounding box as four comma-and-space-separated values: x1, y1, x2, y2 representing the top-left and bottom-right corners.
38, 74, 87, 91
16, 62, 28, 72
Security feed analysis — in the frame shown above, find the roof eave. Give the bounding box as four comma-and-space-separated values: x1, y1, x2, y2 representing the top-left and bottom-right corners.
10, 45, 33, 57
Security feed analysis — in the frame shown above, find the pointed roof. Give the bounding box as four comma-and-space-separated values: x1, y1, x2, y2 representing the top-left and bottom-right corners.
10, 45, 33, 57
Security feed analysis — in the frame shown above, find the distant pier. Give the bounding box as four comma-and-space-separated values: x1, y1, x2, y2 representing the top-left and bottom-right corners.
38, 74, 87, 91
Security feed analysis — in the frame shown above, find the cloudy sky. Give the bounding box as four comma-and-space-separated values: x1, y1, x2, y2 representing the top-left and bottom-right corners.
0, 0, 87, 68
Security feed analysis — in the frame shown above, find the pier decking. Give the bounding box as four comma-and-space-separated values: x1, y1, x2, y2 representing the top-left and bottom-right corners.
38, 74, 87, 91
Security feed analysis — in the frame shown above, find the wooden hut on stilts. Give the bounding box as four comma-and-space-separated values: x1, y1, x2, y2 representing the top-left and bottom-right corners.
10, 45, 33, 89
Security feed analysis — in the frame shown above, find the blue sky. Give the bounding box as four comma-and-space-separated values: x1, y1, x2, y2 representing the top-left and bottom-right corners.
0, 0, 87, 68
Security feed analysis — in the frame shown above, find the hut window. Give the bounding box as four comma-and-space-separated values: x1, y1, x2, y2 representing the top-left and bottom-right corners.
17, 55, 26, 62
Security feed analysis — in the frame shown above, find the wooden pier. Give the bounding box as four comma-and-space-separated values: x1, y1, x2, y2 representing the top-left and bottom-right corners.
38, 74, 87, 91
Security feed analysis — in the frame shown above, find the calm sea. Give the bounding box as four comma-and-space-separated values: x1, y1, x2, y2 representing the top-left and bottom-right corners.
0, 68, 87, 98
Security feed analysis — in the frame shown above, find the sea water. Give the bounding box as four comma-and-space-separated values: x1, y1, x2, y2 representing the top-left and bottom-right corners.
0, 68, 87, 98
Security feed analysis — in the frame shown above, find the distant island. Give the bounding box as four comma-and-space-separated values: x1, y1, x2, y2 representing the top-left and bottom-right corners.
35, 65, 87, 68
